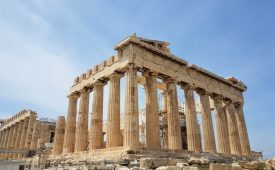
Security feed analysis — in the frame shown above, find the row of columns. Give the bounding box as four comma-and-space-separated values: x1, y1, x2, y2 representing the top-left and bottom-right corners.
0, 115, 41, 160
59, 65, 250, 156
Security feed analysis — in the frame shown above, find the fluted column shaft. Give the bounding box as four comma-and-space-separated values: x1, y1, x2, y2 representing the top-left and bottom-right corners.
106, 73, 121, 148
13, 120, 24, 159
18, 118, 29, 158
235, 103, 251, 155
89, 81, 104, 150
63, 94, 78, 153
30, 121, 41, 150
25, 115, 36, 149
0, 131, 3, 147
9, 123, 19, 158
124, 65, 139, 148
183, 85, 201, 152
0, 130, 6, 148
5, 126, 14, 159
161, 92, 168, 148
75, 90, 90, 152
212, 96, 230, 154
1, 128, 10, 159
198, 91, 216, 153
225, 101, 242, 155
166, 80, 182, 150
53, 116, 66, 155
144, 73, 160, 148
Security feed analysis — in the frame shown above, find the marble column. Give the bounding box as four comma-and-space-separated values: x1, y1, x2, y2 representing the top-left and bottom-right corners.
182, 85, 201, 152
89, 81, 104, 150
75, 89, 90, 152
25, 115, 36, 149
18, 118, 30, 158
0, 130, 6, 148
5, 126, 14, 159
13, 120, 24, 159
53, 116, 66, 155
166, 80, 182, 150
9, 123, 19, 158
235, 103, 251, 155
106, 73, 122, 148
124, 65, 139, 148
1, 128, 10, 159
212, 95, 230, 154
0, 131, 3, 147
30, 121, 41, 150
161, 92, 168, 148
144, 72, 161, 148
198, 90, 216, 153
225, 100, 242, 155
63, 94, 78, 153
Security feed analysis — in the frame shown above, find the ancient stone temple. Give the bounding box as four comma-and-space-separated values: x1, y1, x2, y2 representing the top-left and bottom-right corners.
53, 34, 251, 160
0, 110, 56, 160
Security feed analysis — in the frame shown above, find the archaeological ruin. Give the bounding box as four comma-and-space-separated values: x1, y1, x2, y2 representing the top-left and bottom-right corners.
0, 109, 56, 160
51, 35, 251, 159
0, 35, 261, 169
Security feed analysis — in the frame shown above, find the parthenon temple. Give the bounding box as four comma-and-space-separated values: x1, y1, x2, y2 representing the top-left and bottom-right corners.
51, 34, 251, 159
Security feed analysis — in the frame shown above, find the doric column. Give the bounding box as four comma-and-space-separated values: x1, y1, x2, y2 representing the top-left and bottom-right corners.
161, 92, 168, 148
197, 90, 216, 153
182, 84, 201, 152
63, 94, 78, 153
89, 81, 104, 150
212, 95, 230, 154
224, 100, 242, 155
0, 131, 3, 147
13, 120, 24, 159
166, 80, 182, 150
5, 126, 14, 159
37, 123, 48, 149
30, 121, 41, 150
18, 118, 29, 158
75, 89, 90, 152
53, 116, 66, 155
1, 128, 10, 159
124, 65, 139, 148
144, 72, 160, 148
25, 115, 36, 149
9, 123, 19, 159
106, 73, 122, 148
0, 130, 6, 159
235, 103, 251, 155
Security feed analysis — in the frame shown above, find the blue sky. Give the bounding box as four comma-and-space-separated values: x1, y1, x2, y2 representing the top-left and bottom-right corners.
0, 0, 274, 158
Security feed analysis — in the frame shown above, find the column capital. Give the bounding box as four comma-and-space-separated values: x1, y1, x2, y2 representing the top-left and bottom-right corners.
142, 69, 158, 77
125, 63, 138, 70
67, 93, 79, 99
180, 83, 195, 91
164, 78, 176, 84
196, 88, 211, 96
108, 72, 123, 80
223, 98, 233, 105
234, 101, 244, 108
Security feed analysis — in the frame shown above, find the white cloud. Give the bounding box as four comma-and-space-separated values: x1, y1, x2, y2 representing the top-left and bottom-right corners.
0, 1, 79, 117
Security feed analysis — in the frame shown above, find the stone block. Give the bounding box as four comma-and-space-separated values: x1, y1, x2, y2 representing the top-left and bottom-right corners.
238, 161, 258, 169
209, 163, 232, 170
188, 156, 210, 165
98, 61, 107, 71
74, 77, 79, 84
156, 166, 181, 170
92, 65, 99, 75
107, 56, 115, 66
79, 73, 86, 81
231, 162, 244, 170
86, 69, 93, 77
140, 158, 169, 169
